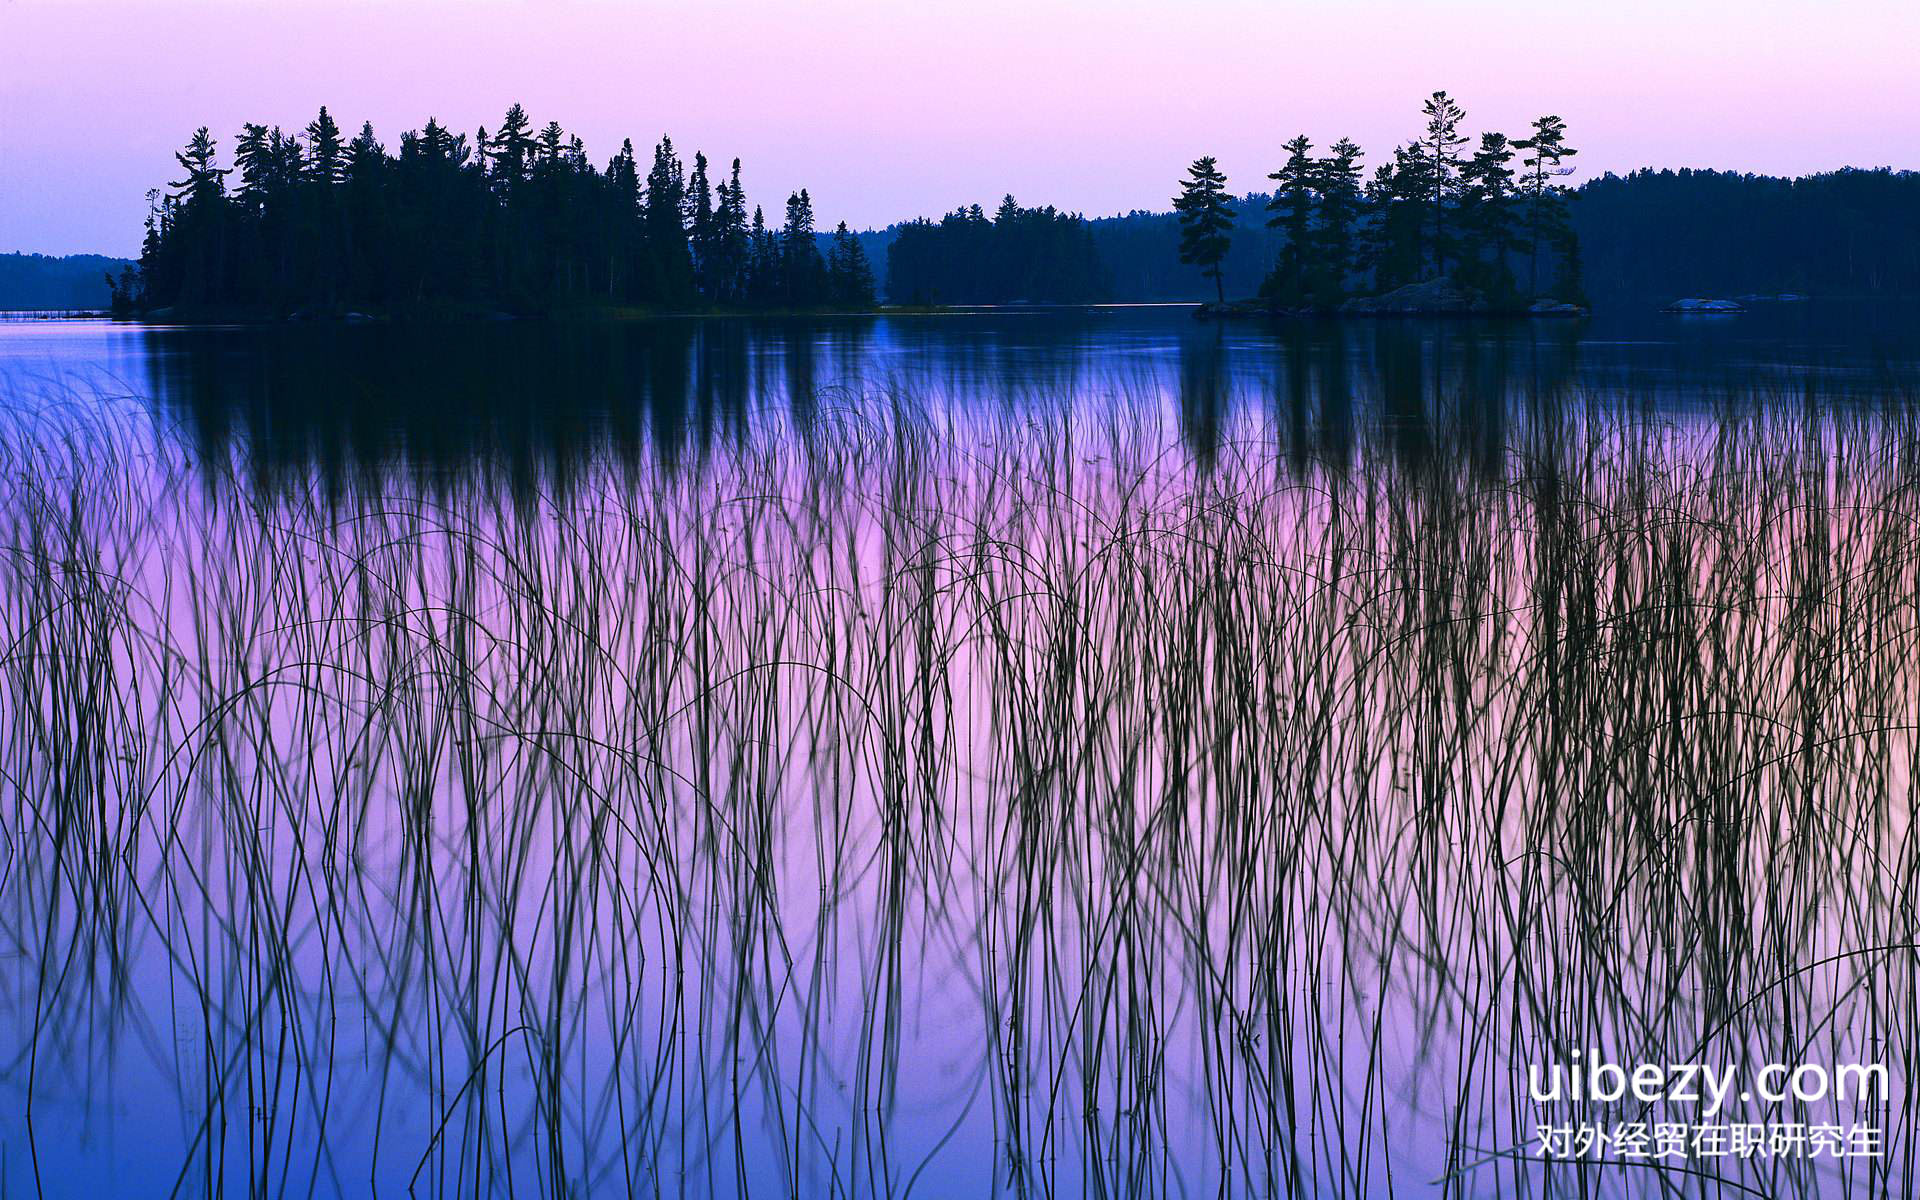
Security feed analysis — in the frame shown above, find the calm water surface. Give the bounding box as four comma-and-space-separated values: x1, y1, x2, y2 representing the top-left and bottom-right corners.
1, 305, 1918, 1197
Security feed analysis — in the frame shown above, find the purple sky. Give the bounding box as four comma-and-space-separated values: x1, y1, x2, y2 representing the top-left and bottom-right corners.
6, 0, 1919, 256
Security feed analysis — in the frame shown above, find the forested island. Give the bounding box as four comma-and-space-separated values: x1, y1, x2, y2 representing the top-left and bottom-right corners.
115, 106, 876, 318
1172, 93, 1582, 314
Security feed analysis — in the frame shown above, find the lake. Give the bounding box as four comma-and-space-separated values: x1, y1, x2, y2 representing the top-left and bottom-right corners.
0, 303, 1916, 1197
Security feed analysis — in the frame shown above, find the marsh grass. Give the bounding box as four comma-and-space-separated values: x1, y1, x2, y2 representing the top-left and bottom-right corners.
1, 364, 1918, 1198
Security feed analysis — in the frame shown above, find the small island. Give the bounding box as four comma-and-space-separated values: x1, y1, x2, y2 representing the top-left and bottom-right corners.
114, 106, 878, 321
1173, 92, 1587, 319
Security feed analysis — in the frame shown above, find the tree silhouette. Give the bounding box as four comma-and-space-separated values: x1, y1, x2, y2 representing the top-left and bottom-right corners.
1458, 132, 1518, 299
1514, 114, 1578, 298
1312, 138, 1365, 303
687, 152, 720, 302
1262, 135, 1320, 306
161, 127, 231, 303
490, 104, 533, 192
644, 137, 692, 301
1418, 91, 1469, 278
305, 107, 346, 185
714, 159, 750, 304
827, 222, 877, 307
1174, 156, 1235, 304
781, 189, 824, 306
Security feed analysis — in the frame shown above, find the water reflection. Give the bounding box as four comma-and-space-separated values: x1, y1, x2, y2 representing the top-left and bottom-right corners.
0, 310, 1917, 1198
130, 313, 1612, 494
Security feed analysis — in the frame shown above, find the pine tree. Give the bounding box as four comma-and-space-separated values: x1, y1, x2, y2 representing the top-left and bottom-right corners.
1263, 135, 1316, 305
1312, 138, 1365, 302
713, 158, 750, 304
1458, 131, 1518, 299
1174, 156, 1235, 304
234, 124, 277, 208
172, 126, 230, 206
1419, 91, 1469, 278
345, 122, 388, 302
781, 189, 824, 306
687, 152, 719, 302
164, 127, 231, 303
1513, 114, 1578, 298
605, 139, 641, 297
536, 121, 565, 168
489, 104, 534, 191
305, 106, 346, 186
747, 204, 777, 305
1362, 146, 1432, 291
299, 107, 350, 306
644, 136, 692, 302
826, 221, 875, 307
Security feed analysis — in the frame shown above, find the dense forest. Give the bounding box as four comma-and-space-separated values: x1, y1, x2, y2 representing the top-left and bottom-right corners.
0, 253, 129, 311
117, 105, 876, 316
1571, 167, 1920, 302
883, 198, 1108, 304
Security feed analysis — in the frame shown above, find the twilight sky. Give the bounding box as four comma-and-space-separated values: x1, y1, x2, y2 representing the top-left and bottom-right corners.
5, 0, 1918, 257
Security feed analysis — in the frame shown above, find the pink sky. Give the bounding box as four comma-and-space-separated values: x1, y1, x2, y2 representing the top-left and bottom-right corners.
5, 0, 1919, 256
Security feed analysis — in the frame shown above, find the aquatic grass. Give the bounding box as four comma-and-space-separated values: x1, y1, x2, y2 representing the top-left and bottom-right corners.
0, 365, 1917, 1197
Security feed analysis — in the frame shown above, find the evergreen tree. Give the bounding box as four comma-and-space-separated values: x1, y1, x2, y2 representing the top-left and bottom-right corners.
826, 221, 875, 307
1311, 137, 1365, 302
1418, 91, 1469, 278
605, 139, 642, 297
345, 122, 389, 301
489, 104, 534, 192
1514, 114, 1579, 298
233, 123, 279, 208
1363, 146, 1433, 290
305, 106, 346, 185
713, 158, 750, 304
747, 204, 778, 305
302, 107, 350, 305
644, 136, 692, 302
1458, 131, 1518, 298
536, 120, 565, 166
172, 126, 230, 205
1173, 156, 1235, 304
781, 189, 824, 306
1262, 135, 1316, 305
687, 152, 719, 302
163, 127, 232, 303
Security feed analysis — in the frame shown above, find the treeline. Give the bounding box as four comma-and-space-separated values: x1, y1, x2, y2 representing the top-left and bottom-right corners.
0, 253, 129, 311
883, 198, 1108, 304
1000, 165, 1920, 306
119, 105, 876, 316
1082, 203, 1285, 303
1172, 92, 1582, 309
1571, 167, 1920, 302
